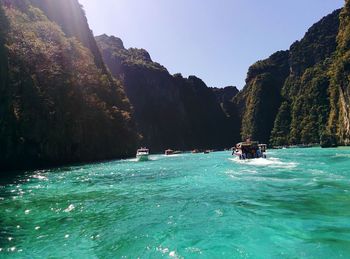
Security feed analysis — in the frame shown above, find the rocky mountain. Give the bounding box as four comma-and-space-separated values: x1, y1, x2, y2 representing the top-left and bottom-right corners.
212, 86, 239, 116
96, 34, 240, 151
0, 0, 138, 171
234, 50, 290, 144
94, 2, 350, 149
234, 8, 346, 146
1, 0, 348, 173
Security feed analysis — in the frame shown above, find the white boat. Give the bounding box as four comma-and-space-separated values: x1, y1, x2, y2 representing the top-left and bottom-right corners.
136, 148, 149, 161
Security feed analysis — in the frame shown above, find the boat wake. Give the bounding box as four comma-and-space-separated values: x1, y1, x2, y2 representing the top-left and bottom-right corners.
164, 154, 183, 158
334, 153, 350, 158
230, 157, 298, 169
134, 154, 184, 162
127, 155, 166, 162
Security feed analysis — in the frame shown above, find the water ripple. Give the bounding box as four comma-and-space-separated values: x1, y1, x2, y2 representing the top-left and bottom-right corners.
1, 149, 350, 257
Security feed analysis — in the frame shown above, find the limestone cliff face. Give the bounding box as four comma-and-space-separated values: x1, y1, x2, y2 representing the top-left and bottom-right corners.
234, 51, 290, 144
0, 0, 138, 171
96, 35, 240, 151
28, 0, 106, 71
276, 9, 341, 146
328, 0, 350, 145
235, 9, 342, 146
112, 1, 349, 147
212, 86, 239, 116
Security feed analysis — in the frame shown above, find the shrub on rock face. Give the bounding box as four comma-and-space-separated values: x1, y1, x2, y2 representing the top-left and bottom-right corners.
320, 133, 338, 148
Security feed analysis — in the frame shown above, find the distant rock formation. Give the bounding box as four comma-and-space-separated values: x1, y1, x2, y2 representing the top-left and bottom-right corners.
96, 35, 240, 151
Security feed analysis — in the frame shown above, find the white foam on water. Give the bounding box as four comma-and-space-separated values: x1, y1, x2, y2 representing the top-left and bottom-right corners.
127, 155, 161, 162
64, 204, 75, 213
185, 247, 202, 254
163, 154, 183, 158
126, 157, 154, 163
230, 157, 298, 169
32, 174, 48, 181
156, 246, 183, 258
215, 209, 224, 216
308, 169, 327, 175
150, 155, 162, 161
157, 246, 169, 254
334, 153, 350, 158
225, 168, 260, 181
307, 169, 346, 182
226, 168, 258, 175
127, 153, 185, 163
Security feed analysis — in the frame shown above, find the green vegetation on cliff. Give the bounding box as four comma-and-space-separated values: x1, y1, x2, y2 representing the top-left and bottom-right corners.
0, 0, 138, 171
327, 0, 350, 145
234, 51, 290, 144
235, 8, 344, 146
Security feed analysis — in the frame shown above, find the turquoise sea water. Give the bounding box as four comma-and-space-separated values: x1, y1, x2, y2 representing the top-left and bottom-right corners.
1, 148, 350, 258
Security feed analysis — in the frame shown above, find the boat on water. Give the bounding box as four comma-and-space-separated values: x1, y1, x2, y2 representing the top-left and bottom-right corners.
233, 140, 267, 160
165, 149, 182, 155
165, 149, 174, 155
136, 148, 149, 161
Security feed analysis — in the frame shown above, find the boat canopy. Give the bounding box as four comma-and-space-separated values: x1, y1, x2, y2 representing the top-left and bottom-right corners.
234, 140, 267, 160
137, 148, 149, 152
236, 141, 259, 148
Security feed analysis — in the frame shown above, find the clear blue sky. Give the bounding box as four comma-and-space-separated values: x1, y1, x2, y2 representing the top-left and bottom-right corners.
78, 0, 344, 89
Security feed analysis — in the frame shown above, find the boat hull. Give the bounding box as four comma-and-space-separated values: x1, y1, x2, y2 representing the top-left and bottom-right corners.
137, 154, 149, 161
234, 153, 266, 160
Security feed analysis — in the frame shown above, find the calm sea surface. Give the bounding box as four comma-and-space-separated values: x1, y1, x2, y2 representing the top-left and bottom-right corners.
1, 148, 350, 258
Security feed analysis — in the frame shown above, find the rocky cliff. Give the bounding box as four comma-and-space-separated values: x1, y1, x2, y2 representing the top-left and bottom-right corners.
212, 86, 239, 116
0, 0, 138, 171
234, 8, 344, 146
96, 35, 240, 151
327, 0, 350, 145
234, 51, 290, 144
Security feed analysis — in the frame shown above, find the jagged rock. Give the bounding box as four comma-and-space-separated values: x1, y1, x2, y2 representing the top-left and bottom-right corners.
96, 35, 240, 151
